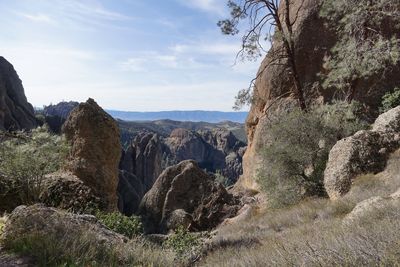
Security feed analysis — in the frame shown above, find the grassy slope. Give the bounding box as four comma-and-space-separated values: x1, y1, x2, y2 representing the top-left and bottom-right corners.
199, 150, 400, 266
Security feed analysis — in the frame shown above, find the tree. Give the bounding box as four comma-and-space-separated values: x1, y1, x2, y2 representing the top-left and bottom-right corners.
257, 101, 366, 207
219, 0, 307, 111
320, 0, 400, 102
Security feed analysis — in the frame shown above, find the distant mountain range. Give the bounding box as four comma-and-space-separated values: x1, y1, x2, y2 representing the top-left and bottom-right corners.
106, 110, 248, 123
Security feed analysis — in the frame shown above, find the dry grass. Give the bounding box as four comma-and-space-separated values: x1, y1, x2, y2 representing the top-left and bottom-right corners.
199, 150, 400, 266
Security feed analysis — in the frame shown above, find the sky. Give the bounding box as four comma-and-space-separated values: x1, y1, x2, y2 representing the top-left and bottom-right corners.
0, 0, 264, 111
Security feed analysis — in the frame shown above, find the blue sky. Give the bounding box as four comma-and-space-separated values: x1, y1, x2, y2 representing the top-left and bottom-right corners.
0, 0, 264, 111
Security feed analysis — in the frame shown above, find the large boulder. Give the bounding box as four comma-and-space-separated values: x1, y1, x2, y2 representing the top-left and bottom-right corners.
324, 107, 400, 199
343, 189, 400, 225
139, 160, 239, 233
238, 0, 400, 192
40, 172, 101, 213
1, 204, 126, 249
0, 57, 36, 131
63, 98, 121, 211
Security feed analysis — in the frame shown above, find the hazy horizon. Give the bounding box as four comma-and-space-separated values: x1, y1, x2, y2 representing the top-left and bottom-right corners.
0, 0, 265, 112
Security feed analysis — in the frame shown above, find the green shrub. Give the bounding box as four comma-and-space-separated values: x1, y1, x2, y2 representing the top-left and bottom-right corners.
164, 226, 201, 256
257, 102, 366, 208
320, 0, 400, 100
0, 127, 69, 206
381, 87, 400, 113
0, 217, 5, 236
214, 171, 232, 187
96, 211, 143, 238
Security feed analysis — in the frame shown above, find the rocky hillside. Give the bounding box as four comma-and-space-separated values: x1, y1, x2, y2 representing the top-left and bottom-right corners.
118, 128, 246, 215
239, 0, 400, 191
42, 101, 247, 143
0, 57, 36, 131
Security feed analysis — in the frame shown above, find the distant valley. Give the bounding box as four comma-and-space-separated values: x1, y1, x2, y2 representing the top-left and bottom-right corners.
107, 110, 248, 123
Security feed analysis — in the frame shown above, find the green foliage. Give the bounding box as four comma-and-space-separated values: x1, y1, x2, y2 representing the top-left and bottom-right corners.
381, 87, 400, 113
0, 217, 5, 236
320, 0, 400, 98
96, 211, 143, 238
164, 226, 201, 256
0, 127, 69, 205
214, 171, 233, 187
257, 102, 366, 208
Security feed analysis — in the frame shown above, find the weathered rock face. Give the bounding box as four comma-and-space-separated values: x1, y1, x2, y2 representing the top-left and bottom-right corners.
139, 160, 240, 233
343, 189, 400, 225
118, 129, 246, 216
2, 204, 126, 248
164, 128, 246, 183
239, 0, 400, 192
0, 57, 36, 131
117, 170, 144, 216
324, 106, 400, 199
40, 172, 101, 213
118, 132, 163, 215
63, 98, 121, 211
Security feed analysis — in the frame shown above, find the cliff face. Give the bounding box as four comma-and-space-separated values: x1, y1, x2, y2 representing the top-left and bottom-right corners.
239, 0, 400, 191
0, 57, 36, 131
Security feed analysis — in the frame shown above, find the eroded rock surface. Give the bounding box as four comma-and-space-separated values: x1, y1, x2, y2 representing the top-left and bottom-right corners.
0, 57, 36, 131
139, 160, 240, 233
63, 98, 121, 211
2, 204, 126, 248
239, 0, 400, 192
324, 106, 400, 199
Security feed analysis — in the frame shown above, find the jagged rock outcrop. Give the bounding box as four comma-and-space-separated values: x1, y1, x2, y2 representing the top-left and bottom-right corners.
118, 132, 163, 215
324, 106, 400, 199
117, 170, 144, 216
239, 0, 400, 192
63, 98, 121, 211
164, 128, 246, 183
118, 129, 246, 215
0, 57, 36, 131
2, 204, 127, 248
43, 101, 79, 133
139, 160, 240, 233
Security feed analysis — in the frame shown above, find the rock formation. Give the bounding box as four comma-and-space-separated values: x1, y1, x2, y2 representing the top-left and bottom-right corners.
63, 98, 121, 211
238, 0, 400, 192
118, 129, 246, 215
0, 57, 36, 131
43, 101, 79, 133
164, 128, 246, 183
2, 204, 126, 248
324, 106, 400, 199
139, 160, 239, 233
40, 172, 101, 213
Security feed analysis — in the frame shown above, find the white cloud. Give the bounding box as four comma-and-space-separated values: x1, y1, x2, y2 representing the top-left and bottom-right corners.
178, 0, 226, 15
58, 0, 133, 21
18, 13, 55, 24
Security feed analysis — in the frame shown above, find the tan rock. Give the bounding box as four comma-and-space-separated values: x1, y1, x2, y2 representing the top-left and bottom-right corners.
63, 98, 121, 211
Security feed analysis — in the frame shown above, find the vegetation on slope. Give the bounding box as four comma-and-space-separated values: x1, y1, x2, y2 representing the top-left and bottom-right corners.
257, 101, 366, 207
0, 127, 69, 209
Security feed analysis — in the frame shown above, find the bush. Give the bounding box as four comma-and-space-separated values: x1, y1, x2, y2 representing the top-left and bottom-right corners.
0, 217, 5, 236
214, 171, 232, 187
96, 211, 143, 238
0, 127, 69, 206
257, 102, 366, 208
381, 87, 400, 113
164, 226, 201, 256
320, 0, 400, 100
